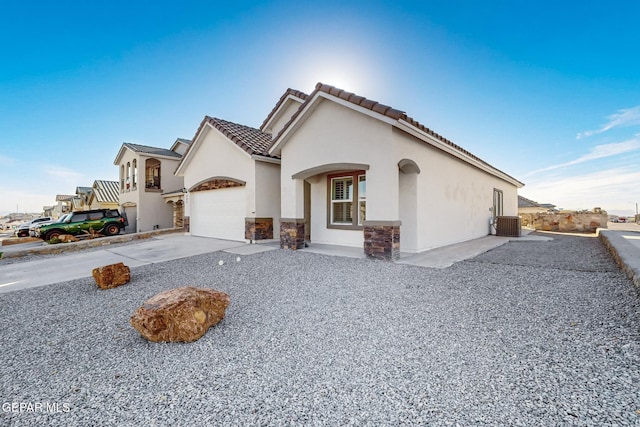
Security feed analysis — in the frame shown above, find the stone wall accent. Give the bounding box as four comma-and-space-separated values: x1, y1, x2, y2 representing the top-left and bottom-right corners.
245, 217, 273, 240
173, 200, 184, 229
280, 218, 305, 250
190, 179, 244, 192
183, 216, 190, 232
363, 221, 401, 261
523, 213, 608, 233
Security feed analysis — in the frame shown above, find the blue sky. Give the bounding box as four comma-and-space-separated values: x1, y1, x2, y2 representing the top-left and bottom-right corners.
1, 1, 639, 216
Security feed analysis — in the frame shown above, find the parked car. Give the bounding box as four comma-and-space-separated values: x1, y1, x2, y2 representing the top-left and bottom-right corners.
30, 214, 70, 237
35, 209, 128, 241
13, 217, 53, 237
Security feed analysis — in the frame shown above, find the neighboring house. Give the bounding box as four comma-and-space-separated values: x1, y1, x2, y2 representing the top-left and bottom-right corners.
51, 195, 76, 219
178, 83, 524, 260
88, 180, 119, 210
75, 186, 94, 211
42, 206, 54, 217
114, 139, 190, 233
518, 196, 557, 214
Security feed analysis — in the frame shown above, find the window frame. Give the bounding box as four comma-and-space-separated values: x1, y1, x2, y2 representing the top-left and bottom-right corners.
493, 188, 504, 219
327, 170, 366, 230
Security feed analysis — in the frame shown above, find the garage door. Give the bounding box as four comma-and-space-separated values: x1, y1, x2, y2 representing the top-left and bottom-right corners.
190, 187, 246, 241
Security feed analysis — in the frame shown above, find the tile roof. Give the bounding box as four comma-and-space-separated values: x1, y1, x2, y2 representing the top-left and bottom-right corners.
174, 138, 192, 145
194, 116, 277, 158
260, 88, 309, 132
55, 195, 75, 201
123, 143, 182, 158
92, 180, 119, 204
274, 82, 523, 186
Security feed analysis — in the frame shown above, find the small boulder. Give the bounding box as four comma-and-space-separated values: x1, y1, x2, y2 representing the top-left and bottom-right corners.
92, 262, 131, 289
130, 286, 230, 343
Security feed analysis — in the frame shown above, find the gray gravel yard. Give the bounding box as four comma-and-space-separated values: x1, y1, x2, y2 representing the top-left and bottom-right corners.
1, 233, 639, 426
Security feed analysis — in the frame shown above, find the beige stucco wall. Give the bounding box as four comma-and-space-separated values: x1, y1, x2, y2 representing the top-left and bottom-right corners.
280, 99, 395, 220
392, 128, 519, 252
254, 160, 281, 235
117, 149, 183, 232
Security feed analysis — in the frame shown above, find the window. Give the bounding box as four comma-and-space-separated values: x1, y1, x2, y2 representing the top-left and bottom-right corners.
88, 211, 104, 220
126, 162, 131, 190
120, 165, 125, 191
132, 159, 137, 190
493, 189, 504, 218
358, 174, 366, 225
145, 158, 161, 190
329, 171, 366, 227
71, 213, 88, 222
331, 176, 353, 224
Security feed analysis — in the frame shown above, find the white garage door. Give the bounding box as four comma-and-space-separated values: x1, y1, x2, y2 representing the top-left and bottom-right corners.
190, 187, 246, 241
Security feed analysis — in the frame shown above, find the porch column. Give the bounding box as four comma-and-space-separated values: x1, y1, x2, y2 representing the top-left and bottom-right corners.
279, 178, 305, 250
363, 220, 401, 261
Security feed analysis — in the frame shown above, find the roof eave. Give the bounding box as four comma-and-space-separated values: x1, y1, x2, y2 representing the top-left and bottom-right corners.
395, 119, 524, 188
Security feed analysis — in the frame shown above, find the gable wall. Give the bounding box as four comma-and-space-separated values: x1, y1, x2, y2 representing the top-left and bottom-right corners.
280, 99, 395, 220
182, 127, 257, 219
265, 99, 304, 137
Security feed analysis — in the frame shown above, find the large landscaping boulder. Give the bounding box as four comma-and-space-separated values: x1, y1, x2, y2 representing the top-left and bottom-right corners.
130, 286, 230, 343
92, 262, 131, 289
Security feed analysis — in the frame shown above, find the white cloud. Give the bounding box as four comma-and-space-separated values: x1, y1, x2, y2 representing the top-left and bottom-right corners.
524, 135, 640, 177
524, 166, 640, 214
577, 106, 640, 139
44, 166, 85, 184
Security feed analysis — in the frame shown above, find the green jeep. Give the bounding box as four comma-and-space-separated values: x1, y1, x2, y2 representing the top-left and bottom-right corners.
36, 209, 128, 241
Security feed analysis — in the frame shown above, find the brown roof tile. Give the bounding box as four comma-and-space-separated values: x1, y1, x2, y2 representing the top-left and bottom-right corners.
201, 116, 278, 158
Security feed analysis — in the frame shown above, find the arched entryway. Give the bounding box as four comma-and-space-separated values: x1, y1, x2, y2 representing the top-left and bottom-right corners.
398, 159, 420, 253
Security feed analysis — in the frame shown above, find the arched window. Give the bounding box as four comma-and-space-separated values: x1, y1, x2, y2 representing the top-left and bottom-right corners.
145, 158, 161, 190
132, 159, 137, 190
120, 165, 125, 191
126, 162, 131, 190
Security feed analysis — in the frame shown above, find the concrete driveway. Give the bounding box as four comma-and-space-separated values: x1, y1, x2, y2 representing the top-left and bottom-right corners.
0, 234, 276, 294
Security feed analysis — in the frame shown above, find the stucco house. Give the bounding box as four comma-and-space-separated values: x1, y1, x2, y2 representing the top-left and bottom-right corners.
269, 83, 523, 259
114, 139, 190, 233
178, 83, 524, 260
88, 180, 120, 210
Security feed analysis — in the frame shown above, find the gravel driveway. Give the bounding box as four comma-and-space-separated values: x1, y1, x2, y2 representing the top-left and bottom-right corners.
1, 233, 639, 426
